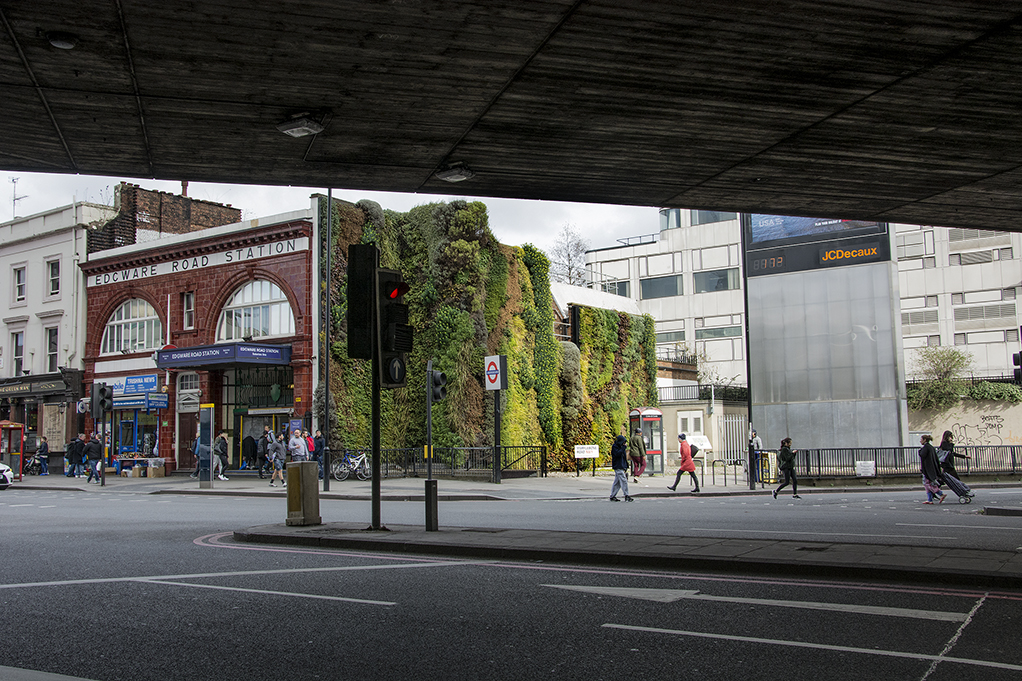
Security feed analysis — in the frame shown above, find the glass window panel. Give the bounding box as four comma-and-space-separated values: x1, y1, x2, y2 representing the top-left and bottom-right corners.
694, 268, 740, 293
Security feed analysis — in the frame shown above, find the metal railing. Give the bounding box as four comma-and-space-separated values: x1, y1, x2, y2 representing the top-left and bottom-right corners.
752, 445, 1020, 484
658, 383, 748, 403
363, 445, 548, 481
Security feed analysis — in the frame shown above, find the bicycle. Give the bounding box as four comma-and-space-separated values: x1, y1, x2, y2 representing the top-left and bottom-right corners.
331, 450, 371, 481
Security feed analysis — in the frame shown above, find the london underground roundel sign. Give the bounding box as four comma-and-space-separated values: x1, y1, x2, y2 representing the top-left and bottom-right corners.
483, 355, 508, 391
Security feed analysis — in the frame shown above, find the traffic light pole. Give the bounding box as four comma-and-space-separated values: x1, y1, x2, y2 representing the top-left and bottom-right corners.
425, 360, 438, 531
371, 333, 383, 531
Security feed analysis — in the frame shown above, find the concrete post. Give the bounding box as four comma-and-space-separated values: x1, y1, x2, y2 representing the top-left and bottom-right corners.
286, 461, 322, 526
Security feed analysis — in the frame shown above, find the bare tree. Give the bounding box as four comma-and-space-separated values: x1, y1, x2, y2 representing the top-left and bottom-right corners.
549, 223, 590, 285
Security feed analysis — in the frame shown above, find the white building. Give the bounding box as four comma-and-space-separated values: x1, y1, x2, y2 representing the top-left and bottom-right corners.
2, 202, 116, 377
0, 202, 116, 436
586, 209, 1022, 383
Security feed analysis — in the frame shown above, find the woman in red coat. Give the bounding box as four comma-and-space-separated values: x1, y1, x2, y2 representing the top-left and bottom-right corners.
667, 433, 700, 493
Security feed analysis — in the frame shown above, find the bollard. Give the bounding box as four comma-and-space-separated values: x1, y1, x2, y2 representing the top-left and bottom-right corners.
425, 479, 438, 531
286, 461, 322, 526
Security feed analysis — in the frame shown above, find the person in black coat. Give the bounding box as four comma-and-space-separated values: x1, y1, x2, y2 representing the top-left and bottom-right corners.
918, 434, 946, 504
314, 430, 326, 480
937, 430, 971, 479
83, 434, 103, 484
67, 434, 85, 477
609, 434, 633, 502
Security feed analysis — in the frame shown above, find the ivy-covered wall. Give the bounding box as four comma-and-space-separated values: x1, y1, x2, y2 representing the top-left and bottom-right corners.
317, 196, 658, 469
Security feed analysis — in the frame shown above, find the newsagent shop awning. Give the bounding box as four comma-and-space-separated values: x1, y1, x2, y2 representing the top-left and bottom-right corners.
155, 342, 292, 370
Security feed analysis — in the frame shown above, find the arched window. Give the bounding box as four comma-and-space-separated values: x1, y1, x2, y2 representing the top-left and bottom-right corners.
216, 280, 295, 341
101, 299, 163, 355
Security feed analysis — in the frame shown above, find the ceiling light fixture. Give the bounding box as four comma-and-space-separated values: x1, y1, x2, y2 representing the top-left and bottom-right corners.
46, 31, 79, 50
276, 114, 325, 138
435, 162, 475, 183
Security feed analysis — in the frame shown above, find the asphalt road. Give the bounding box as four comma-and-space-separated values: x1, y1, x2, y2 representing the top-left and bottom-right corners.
2, 489, 1022, 681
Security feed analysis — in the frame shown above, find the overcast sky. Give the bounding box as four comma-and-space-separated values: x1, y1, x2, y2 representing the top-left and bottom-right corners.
2, 171, 661, 255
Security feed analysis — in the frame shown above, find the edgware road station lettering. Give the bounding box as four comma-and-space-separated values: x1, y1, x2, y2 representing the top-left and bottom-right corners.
89, 238, 306, 286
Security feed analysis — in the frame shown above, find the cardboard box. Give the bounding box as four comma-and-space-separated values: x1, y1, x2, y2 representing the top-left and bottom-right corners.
148, 465, 165, 478
131, 466, 143, 477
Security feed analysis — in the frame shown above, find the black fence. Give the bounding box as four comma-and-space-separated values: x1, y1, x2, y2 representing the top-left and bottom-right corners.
357, 445, 548, 481
755, 445, 1021, 480
658, 383, 748, 403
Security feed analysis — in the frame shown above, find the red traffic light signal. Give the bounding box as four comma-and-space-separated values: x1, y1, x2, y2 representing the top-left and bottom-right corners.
378, 269, 413, 389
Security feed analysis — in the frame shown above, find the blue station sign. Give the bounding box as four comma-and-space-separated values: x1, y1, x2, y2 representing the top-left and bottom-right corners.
156, 342, 292, 369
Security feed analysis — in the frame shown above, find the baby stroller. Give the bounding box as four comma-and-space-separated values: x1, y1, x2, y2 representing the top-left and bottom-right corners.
940, 472, 974, 504
22, 452, 42, 476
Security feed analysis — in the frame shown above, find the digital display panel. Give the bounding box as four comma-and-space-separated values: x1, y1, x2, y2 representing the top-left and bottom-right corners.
743, 213, 890, 277
749, 214, 884, 247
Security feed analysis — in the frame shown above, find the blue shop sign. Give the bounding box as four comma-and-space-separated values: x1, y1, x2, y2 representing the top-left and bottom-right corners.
112, 392, 168, 410
156, 342, 292, 369
124, 374, 158, 394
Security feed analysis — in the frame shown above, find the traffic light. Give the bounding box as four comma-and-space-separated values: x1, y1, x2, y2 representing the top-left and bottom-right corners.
1014, 352, 1022, 384
429, 368, 447, 404
91, 382, 113, 419
377, 268, 413, 389
347, 244, 378, 360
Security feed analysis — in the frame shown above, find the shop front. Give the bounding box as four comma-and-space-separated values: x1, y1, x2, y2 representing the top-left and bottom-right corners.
157, 342, 300, 471
0, 374, 80, 472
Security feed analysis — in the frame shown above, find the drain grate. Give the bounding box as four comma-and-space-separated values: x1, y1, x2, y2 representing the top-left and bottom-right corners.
796, 546, 830, 552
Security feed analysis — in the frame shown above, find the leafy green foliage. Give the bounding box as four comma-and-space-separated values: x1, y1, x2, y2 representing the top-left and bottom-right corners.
965, 381, 1022, 403
319, 198, 658, 468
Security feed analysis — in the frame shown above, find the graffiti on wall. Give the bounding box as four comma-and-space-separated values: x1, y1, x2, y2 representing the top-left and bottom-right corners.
951, 415, 1009, 445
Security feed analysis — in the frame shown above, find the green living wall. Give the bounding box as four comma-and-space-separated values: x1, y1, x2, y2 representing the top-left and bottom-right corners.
317, 196, 658, 469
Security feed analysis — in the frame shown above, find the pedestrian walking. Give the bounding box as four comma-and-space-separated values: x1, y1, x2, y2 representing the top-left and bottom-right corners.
289, 428, 309, 462
937, 431, 972, 480
83, 434, 103, 484
313, 429, 326, 480
67, 433, 85, 478
213, 430, 230, 480
256, 426, 269, 479
668, 433, 699, 493
609, 434, 633, 502
918, 434, 946, 504
628, 427, 646, 482
269, 433, 286, 487
37, 436, 50, 475
772, 437, 801, 499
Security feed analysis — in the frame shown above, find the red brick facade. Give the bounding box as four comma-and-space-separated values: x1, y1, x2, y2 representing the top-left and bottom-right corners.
88, 183, 243, 254
80, 216, 315, 472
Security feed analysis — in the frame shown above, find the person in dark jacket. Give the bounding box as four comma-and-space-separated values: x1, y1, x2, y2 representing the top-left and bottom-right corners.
37, 436, 50, 475
772, 437, 801, 500
918, 434, 946, 504
213, 430, 230, 481
67, 433, 85, 477
313, 429, 326, 480
628, 427, 647, 482
609, 434, 633, 502
83, 434, 103, 484
937, 431, 971, 479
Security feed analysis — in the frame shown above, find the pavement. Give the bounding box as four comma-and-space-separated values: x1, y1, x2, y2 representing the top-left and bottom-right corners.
10, 468, 1022, 588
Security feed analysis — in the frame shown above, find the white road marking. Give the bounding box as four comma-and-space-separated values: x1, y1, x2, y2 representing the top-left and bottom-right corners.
687, 528, 951, 540
38, 506, 56, 509
0, 559, 492, 591
602, 623, 1022, 672
897, 523, 1020, 531
141, 579, 396, 605
921, 596, 986, 680
545, 585, 967, 622
8, 504, 34, 507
